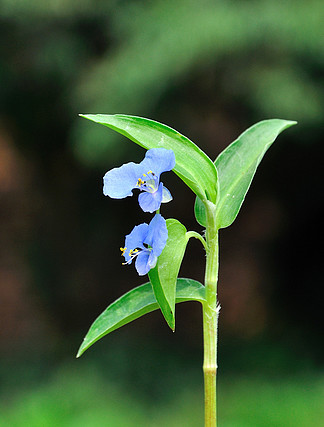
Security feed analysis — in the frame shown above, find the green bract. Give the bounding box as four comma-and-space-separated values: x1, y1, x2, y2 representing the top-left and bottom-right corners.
148, 218, 189, 330
194, 195, 207, 227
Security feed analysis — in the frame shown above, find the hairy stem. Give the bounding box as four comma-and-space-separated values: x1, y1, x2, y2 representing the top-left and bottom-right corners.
203, 202, 219, 427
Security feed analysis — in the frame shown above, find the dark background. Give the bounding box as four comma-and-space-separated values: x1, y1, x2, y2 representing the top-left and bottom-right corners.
0, 1, 323, 425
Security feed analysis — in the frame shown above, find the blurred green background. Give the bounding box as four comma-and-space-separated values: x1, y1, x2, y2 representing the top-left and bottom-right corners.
0, 0, 323, 425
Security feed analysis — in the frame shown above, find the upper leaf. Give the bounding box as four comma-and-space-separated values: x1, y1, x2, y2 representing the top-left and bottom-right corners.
80, 114, 218, 203
148, 218, 188, 330
77, 278, 205, 358
215, 119, 297, 229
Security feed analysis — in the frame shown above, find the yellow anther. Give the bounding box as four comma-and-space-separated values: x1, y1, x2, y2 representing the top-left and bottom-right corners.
137, 178, 145, 186
129, 249, 139, 256
120, 247, 126, 255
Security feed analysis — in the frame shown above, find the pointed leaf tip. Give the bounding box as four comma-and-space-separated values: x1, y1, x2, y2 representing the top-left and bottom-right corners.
215, 118, 297, 229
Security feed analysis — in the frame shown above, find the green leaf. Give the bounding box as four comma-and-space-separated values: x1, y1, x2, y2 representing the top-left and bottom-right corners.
148, 218, 188, 330
194, 196, 207, 227
215, 119, 297, 229
77, 278, 205, 357
80, 114, 218, 203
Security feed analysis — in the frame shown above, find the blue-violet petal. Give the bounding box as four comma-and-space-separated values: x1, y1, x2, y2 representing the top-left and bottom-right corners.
124, 223, 148, 262
135, 251, 152, 276
161, 185, 172, 204
145, 214, 168, 257
138, 182, 164, 213
141, 148, 175, 177
103, 162, 141, 199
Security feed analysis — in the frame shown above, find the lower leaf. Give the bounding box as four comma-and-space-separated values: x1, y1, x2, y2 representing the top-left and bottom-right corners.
77, 278, 205, 358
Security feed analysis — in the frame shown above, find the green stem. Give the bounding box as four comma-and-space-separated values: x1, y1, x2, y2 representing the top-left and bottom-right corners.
203, 202, 219, 427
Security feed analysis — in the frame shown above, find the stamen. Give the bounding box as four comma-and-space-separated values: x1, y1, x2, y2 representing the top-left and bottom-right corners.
129, 249, 139, 256
137, 178, 145, 186
120, 247, 126, 255
122, 247, 141, 265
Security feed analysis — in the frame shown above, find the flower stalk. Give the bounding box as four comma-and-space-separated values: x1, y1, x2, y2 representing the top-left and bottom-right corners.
203, 201, 219, 427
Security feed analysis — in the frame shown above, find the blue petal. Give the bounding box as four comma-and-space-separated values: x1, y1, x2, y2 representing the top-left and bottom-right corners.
161, 185, 173, 203
147, 250, 158, 270
141, 148, 175, 177
138, 182, 163, 213
103, 162, 142, 198
135, 250, 153, 276
124, 223, 148, 262
145, 214, 168, 258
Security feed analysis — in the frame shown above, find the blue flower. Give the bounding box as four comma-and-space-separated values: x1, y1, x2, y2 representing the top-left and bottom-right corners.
103, 148, 175, 213
120, 214, 168, 276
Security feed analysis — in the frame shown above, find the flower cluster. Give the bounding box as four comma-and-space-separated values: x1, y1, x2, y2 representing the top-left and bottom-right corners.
103, 148, 175, 275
